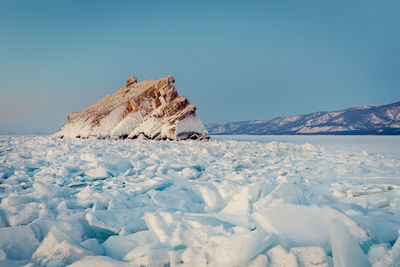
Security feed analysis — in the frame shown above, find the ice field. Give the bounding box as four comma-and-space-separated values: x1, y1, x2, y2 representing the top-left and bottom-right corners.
0, 135, 400, 266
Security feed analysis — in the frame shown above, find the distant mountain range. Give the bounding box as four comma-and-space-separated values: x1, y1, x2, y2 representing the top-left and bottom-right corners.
206, 101, 400, 135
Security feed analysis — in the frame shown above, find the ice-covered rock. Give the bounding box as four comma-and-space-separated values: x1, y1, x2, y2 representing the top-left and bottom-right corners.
55, 75, 208, 140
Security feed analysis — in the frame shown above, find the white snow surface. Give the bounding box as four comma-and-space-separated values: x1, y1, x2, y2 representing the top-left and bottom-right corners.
0, 135, 400, 266
57, 109, 207, 140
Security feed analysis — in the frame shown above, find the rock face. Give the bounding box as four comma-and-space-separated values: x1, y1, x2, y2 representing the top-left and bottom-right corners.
56, 75, 208, 140
207, 101, 400, 135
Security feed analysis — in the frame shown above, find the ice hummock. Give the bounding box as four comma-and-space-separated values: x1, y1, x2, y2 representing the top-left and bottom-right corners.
1, 135, 400, 266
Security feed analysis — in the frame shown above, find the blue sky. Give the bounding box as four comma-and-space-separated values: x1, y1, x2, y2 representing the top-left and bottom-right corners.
0, 0, 399, 134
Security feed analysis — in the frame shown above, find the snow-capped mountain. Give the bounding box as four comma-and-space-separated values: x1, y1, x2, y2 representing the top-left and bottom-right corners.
207, 101, 400, 135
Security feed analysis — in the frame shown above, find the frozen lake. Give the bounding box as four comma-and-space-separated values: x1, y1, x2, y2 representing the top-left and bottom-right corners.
0, 135, 399, 266
213, 135, 400, 158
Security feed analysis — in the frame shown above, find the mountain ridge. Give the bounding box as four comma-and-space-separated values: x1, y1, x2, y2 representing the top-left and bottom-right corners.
206, 101, 400, 135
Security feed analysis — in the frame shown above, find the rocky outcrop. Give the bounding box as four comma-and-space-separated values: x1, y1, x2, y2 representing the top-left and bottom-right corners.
55, 75, 208, 140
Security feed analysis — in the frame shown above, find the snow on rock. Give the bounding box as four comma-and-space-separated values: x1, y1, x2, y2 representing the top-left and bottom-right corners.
55, 74, 208, 140
1, 135, 400, 266
176, 114, 209, 140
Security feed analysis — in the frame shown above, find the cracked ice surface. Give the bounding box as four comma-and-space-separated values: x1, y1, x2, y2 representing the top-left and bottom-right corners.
0, 135, 400, 266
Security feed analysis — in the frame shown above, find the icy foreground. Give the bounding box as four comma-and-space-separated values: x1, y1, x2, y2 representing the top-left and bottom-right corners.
1, 136, 400, 266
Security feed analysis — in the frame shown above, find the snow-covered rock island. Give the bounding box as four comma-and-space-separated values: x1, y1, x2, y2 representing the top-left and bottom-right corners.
55, 75, 208, 140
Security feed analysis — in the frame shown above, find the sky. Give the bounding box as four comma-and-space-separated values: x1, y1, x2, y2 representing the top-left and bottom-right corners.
0, 0, 399, 134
